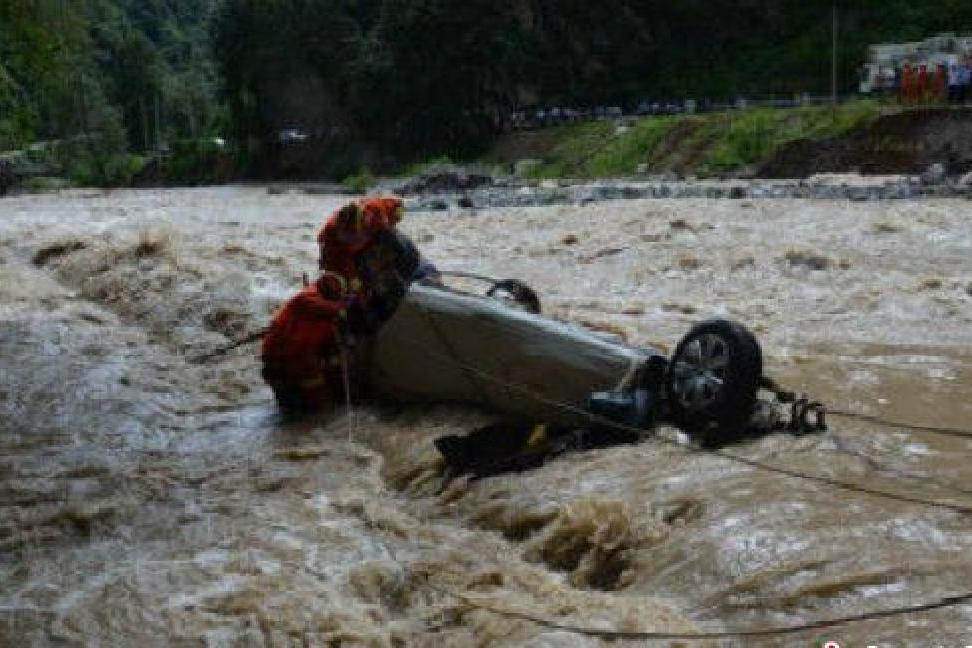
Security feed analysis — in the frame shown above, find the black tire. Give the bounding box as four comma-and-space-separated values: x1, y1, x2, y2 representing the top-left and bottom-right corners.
667, 319, 762, 447
486, 279, 541, 314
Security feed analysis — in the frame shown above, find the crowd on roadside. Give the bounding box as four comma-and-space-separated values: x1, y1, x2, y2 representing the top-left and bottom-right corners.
865, 59, 972, 104
507, 95, 836, 130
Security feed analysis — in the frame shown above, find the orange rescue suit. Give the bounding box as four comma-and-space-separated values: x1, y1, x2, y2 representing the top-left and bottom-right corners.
261, 279, 350, 410
316, 197, 404, 291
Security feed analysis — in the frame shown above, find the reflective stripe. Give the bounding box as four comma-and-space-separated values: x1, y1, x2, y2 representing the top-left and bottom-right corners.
527, 423, 548, 447
320, 271, 348, 296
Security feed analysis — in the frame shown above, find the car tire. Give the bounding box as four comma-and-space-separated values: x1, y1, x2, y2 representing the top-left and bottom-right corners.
667, 319, 762, 447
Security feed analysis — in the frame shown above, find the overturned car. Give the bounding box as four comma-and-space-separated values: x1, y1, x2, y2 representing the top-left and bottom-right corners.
347, 230, 784, 452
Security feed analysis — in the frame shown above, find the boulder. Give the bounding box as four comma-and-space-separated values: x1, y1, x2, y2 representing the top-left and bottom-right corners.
398, 165, 495, 194
405, 197, 450, 212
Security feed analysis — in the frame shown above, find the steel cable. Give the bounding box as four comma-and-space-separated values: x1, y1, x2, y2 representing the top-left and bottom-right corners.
402, 313, 972, 516
421, 581, 972, 641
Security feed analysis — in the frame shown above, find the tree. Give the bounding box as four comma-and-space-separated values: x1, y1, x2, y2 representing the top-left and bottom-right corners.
359, 0, 526, 156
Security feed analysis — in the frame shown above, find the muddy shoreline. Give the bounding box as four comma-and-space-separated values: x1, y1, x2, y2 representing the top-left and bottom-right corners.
2, 187, 972, 646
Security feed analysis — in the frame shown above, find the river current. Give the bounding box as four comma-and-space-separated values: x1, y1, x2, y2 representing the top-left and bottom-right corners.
2, 187, 971, 646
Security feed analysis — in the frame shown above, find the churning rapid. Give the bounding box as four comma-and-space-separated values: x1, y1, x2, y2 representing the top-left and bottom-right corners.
2, 186, 972, 646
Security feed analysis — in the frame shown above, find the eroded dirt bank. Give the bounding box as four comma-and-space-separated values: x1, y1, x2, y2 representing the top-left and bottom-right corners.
2, 187, 972, 646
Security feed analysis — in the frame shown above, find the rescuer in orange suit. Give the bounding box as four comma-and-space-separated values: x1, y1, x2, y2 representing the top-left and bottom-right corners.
262, 197, 413, 412
261, 195, 436, 412
917, 64, 930, 103
316, 197, 405, 290
260, 273, 357, 412
901, 63, 915, 104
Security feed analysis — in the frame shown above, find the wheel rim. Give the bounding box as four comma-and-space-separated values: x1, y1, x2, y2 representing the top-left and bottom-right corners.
671, 333, 729, 411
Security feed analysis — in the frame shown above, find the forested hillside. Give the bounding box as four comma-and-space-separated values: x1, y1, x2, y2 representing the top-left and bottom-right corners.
0, 0, 220, 184
212, 0, 972, 176
4, 0, 972, 182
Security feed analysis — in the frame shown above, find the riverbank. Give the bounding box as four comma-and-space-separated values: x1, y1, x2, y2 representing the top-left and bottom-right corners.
7, 103, 972, 198
487, 103, 972, 181
396, 172, 972, 212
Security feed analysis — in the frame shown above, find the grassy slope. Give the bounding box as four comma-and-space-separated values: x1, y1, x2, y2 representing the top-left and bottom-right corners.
488, 100, 885, 179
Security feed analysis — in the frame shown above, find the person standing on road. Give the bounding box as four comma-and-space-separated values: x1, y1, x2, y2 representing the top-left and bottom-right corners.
901, 63, 915, 104
917, 64, 930, 104
960, 61, 972, 103
934, 64, 948, 103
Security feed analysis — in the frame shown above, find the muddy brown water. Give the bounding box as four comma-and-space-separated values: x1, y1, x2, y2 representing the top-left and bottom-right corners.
2, 187, 972, 646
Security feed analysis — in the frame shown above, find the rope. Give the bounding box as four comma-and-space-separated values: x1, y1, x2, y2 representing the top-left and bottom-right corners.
829, 409, 972, 440
190, 328, 268, 363
415, 301, 497, 411
338, 334, 355, 443
710, 448, 972, 514
437, 269, 502, 285
423, 581, 972, 640
827, 434, 972, 498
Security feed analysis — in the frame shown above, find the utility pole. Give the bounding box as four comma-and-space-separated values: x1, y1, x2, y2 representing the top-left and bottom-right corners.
154, 93, 162, 163
832, 1, 838, 120
140, 96, 149, 153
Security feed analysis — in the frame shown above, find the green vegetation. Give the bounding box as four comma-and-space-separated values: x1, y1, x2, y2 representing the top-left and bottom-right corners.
3, 1, 972, 184
211, 1, 972, 177
396, 156, 456, 178
165, 140, 235, 186
583, 118, 681, 177
22, 176, 74, 193
520, 122, 615, 178
0, 0, 222, 187
341, 168, 377, 194
699, 101, 882, 174
512, 101, 884, 179
66, 152, 149, 188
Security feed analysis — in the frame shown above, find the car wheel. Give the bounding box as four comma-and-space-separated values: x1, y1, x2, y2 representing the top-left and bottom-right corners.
667, 319, 762, 447
486, 279, 541, 314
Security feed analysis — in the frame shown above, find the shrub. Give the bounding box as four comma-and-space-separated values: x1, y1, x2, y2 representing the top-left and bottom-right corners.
22, 176, 73, 192
164, 139, 235, 185
341, 168, 376, 193
66, 152, 147, 187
